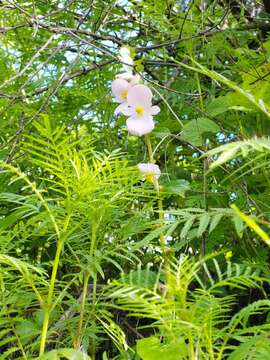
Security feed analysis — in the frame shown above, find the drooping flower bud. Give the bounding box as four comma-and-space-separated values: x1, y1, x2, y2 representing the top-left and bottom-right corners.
119, 46, 133, 73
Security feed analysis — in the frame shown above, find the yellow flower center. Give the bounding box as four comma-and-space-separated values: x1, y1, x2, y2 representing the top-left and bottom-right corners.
135, 106, 145, 116
121, 90, 128, 99
145, 173, 155, 183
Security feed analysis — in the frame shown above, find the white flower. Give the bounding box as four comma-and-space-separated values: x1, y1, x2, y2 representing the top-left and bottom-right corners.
111, 76, 141, 115
121, 84, 160, 136
112, 78, 130, 103
137, 162, 161, 182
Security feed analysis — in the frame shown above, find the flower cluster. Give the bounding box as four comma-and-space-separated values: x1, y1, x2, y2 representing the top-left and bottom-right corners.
111, 47, 161, 182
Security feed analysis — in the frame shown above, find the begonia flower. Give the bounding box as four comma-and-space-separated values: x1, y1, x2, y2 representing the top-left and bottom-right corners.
137, 162, 161, 182
121, 84, 160, 136
112, 78, 130, 103
111, 76, 140, 115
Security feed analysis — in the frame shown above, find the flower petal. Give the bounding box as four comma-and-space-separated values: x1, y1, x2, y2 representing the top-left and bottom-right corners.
126, 115, 154, 136
150, 105, 160, 115
114, 102, 129, 116
127, 84, 153, 108
121, 106, 134, 116
137, 163, 161, 179
111, 78, 129, 102
116, 72, 134, 80
130, 74, 141, 85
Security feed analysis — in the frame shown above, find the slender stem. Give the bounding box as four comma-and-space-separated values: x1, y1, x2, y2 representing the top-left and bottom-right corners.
48, 240, 64, 301
194, 60, 207, 258
188, 330, 196, 360
157, 197, 166, 249
91, 275, 97, 360
39, 311, 49, 356
144, 134, 173, 293
39, 237, 64, 356
92, 274, 97, 308
74, 272, 90, 349
201, 156, 208, 257
90, 224, 97, 359
144, 135, 168, 261
145, 134, 154, 163
90, 223, 97, 257
10, 317, 27, 360
195, 71, 204, 111
74, 224, 98, 352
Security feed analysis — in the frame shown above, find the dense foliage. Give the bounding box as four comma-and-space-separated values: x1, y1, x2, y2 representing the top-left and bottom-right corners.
1, 0, 270, 359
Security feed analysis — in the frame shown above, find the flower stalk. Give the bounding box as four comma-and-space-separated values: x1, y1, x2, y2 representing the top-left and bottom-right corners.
144, 135, 167, 261
112, 46, 170, 289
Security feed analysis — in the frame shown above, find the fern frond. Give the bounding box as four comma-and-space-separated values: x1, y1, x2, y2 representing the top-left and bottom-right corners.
169, 207, 243, 241
106, 255, 268, 358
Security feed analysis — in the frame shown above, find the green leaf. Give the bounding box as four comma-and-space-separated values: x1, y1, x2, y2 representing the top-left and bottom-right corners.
153, 126, 171, 139
180, 216, 195, 239
181, 118, 220, 146
209, 213, 224, 233
162, 179, 190, 197
206, 96, 232, 116
136, 337, 187, 360
232, 214, 244, 238
131, 225, 167, 250
134, 58, 144, 72
173, 236, 192, 251
36, 349, 91, 360
1, 347, 20, 359
177, 59, 270, 118
228, 336, 270, 360
16, 320, 39, 344
120, 269, 158, 288
197, 213, 211, 237
206, 95, 252, 116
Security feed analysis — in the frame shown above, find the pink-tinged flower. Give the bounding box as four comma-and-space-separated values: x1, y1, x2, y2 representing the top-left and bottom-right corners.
121, 84, 160, 136
111, 78, 131, 115
137, 163, 161, 182
112, 78, 130, 103
111, 76, 141, 115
